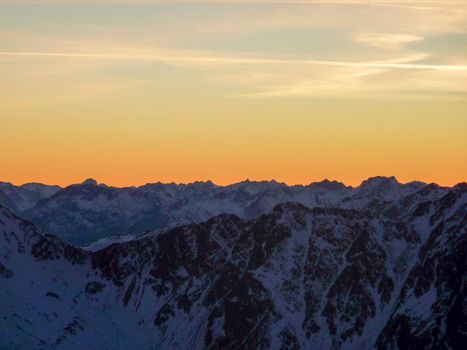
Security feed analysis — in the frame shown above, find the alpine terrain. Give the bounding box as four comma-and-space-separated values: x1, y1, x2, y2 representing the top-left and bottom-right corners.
0, 177, 465, 349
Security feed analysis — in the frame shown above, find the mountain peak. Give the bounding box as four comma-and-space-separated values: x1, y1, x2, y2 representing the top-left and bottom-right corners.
360, 176, 399, 188
82, 178, 98, 186
187, 180, 216, 188
309, 179, 348, 191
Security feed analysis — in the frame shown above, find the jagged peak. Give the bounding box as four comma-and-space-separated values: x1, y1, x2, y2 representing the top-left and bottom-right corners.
405, 180, 426, 187
233, 179, 287, 189
189, 180, 216, 186
359, 176, 401, 189
453, 182, 467, 191
308, 179, 348, 190
0, 181, 14, 188
141, 181, 178, 187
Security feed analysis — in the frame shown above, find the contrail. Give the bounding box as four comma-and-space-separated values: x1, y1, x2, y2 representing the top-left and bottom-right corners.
1, 50, 466, 72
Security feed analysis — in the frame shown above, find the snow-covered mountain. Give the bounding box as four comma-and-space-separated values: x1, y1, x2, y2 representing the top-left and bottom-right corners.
1, 182, 465, 349
1, 177, 430, 245
0, 181, 61, 213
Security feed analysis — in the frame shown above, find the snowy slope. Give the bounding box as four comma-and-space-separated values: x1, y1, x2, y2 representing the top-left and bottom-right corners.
0, 182, 61, 213
17, 176, 430, 245
1, 183, 465, 349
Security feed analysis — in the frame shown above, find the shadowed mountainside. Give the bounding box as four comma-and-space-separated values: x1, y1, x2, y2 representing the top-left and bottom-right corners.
0, 182, 465, 349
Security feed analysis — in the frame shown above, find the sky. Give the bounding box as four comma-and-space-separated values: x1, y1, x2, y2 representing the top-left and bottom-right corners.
0, 0, 466, 187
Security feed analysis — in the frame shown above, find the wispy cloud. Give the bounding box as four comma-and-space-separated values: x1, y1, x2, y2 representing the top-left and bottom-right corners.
1, 50, 466, 71
353, 33, 424, 50
0, 0, 465, 101
2, 47, 466, 100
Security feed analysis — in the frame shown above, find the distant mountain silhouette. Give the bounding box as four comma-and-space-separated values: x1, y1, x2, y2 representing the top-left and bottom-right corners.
0, 177, 449, 245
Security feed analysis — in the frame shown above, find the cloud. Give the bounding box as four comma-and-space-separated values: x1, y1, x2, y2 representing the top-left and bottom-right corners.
226, 60, 467, 99
354, 33, 424, 50
0, 0, 465, 101
1, 50, 466, 72
2, 47, 466, 100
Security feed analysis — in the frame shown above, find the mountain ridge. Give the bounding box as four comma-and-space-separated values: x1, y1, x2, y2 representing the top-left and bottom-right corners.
3, 175, 458, 189
0, 181, 465, 349
2, 176, 453, 245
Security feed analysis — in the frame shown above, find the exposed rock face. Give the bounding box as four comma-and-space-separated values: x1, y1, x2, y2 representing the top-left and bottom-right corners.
377, 185, 467, 350
0, 183, 465, 349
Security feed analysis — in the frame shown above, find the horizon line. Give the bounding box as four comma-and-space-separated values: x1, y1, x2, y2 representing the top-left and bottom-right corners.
3, 176, 465, 189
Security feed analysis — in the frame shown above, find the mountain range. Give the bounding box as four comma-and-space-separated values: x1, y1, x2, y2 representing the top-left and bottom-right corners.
0, 177, 430, 245
0, 177, 465, 349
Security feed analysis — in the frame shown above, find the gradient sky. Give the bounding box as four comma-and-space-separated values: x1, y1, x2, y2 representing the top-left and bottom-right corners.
1, 0, 466, 187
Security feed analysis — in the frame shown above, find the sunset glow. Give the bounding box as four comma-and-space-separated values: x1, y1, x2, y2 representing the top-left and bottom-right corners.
1, 0, 466, 187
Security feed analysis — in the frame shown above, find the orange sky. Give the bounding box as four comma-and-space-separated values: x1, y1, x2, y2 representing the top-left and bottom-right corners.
3, 100, 466, 188
1, 1, 466, 187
